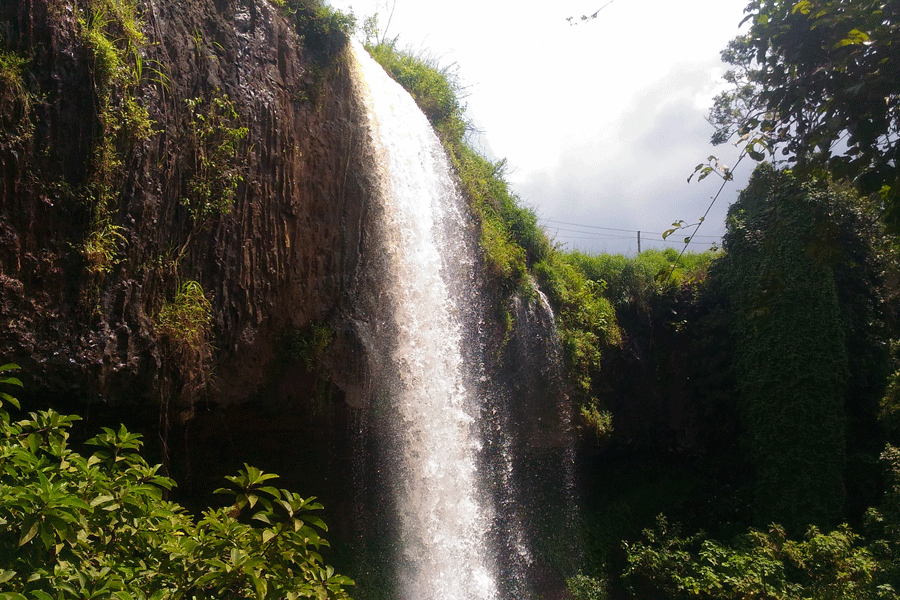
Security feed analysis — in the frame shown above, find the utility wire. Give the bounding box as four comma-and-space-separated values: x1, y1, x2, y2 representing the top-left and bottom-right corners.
551, 233, 718, 246
545, 226, 637, 239
540, 219, 722, 239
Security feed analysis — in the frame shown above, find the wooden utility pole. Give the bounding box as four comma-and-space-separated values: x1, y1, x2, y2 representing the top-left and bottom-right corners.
637, 230, 641, 253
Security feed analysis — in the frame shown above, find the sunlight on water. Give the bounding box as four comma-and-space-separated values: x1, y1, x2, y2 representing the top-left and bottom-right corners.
349, 41, 498, 600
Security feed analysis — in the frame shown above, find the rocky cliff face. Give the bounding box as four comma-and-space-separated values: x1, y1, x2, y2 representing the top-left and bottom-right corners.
0, 0, 380, 420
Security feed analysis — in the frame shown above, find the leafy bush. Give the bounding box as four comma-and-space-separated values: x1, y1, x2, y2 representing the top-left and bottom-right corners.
623, 514, 895, 600
81, 218, 127, 276
580, 402, 613, 441
566, 573, 608, 600
155, 280, 213, 399
0, 363, 353, 599
279, 0, 356, 59
712, 165, 889, 531
0, 48, 33, 146
564, 248, 716, 309
155, 280, 212, 352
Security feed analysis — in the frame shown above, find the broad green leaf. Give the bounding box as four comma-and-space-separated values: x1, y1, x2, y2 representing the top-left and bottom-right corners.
792, 0, 812, 14
19, 518, 38, 546
90, 494, 116, 507
253, 512, 273, 525
836, 29, 870, 47
257, 485, 282, 498
0, 392, 20, 409
251, 573, 268, 599
303, 516, 328, 531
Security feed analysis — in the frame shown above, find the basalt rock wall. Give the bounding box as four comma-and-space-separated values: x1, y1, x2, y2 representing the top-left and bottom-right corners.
0, 0, 379, 427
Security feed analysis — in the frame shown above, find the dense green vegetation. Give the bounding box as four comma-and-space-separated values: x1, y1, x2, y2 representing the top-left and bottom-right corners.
0, 364, 353, 599
553, 163, 899, 598
719, 166, 889, 531
576, 0, 900, 593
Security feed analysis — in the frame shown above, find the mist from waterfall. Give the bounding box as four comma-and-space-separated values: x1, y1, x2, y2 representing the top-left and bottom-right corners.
349, 41, 498, 600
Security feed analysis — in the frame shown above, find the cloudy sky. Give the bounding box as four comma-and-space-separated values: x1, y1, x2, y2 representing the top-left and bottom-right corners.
329, 0, 753, 254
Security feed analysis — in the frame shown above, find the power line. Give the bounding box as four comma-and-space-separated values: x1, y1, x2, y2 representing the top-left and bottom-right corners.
542, 219, 635, 233
551, 233, 718, 247
545, 226, 636, 239
540, 219, 722, 239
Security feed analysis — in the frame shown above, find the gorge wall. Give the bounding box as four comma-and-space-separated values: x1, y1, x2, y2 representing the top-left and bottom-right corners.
0, 0, 377, 415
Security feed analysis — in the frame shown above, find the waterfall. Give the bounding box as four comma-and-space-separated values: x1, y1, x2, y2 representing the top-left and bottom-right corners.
349, 42, 498, 600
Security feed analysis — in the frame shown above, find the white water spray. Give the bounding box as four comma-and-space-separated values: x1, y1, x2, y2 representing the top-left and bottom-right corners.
349, 42, 498, 600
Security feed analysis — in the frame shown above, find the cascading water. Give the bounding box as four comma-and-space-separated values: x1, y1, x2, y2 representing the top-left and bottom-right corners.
347, 41, 581, 600
349, 42, 498, 600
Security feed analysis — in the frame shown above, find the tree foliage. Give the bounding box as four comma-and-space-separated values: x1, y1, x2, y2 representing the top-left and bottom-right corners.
713, 165, 889, 532
0, 364, 353, 599
710, 0, 900, 228
623, 514, 896, 600
622, 447, 900, 599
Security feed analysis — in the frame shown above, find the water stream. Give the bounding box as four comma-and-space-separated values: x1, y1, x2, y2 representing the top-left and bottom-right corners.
350, 41, 498, 600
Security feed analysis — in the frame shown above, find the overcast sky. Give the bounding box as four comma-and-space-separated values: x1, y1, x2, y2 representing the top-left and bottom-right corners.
328, 0, 753, 254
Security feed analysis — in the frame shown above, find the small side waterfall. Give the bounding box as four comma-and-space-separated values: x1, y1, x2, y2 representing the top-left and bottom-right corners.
350, 42, 497, 600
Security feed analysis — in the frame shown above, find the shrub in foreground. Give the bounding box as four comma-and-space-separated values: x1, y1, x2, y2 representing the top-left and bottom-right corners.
0, 363, 352, 599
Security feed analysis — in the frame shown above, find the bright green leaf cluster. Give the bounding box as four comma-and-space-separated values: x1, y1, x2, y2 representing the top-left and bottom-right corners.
155, 280, 212, 351
564, 248, 715, 310
0, 365, 353, 599
0, 48, 33, 147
